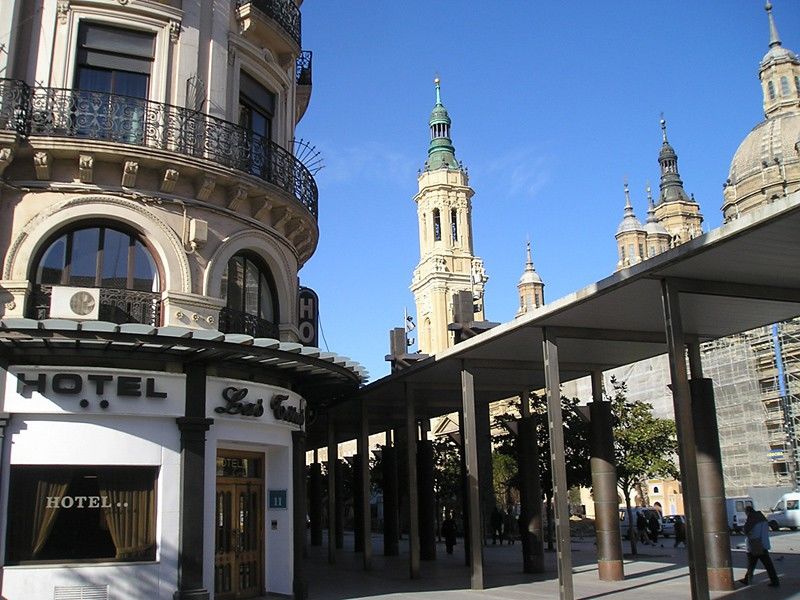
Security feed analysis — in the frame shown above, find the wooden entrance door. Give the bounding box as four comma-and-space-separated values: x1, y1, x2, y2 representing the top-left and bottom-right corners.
215, 453, 264, 599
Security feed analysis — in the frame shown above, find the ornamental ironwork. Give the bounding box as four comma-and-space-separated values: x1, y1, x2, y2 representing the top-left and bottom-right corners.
30, 285, 161, 327
239, 0, 301, 47
296, 50, 312, 86
0, 79, 318, 220
219, 307, 279, 339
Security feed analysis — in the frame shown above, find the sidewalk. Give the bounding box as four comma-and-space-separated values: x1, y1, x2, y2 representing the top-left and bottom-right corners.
298, 531, 800, 599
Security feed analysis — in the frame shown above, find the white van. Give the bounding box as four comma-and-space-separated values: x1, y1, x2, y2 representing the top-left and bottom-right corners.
767, 492, 800, 531
725, 496, 754, 533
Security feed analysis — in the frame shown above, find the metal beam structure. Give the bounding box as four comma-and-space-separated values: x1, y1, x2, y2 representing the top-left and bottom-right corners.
358, 398, 372, 570
461, 363, 484, 589
405, 386, 420, 579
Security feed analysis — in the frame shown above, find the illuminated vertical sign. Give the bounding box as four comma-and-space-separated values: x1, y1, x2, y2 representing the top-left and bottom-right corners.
298, 287, 319, 347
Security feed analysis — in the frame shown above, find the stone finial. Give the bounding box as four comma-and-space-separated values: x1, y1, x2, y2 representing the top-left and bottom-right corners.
121, 160, 139, 187
79, 154, 94, 183
161, 168, 180, 193
33, 152, 51, 180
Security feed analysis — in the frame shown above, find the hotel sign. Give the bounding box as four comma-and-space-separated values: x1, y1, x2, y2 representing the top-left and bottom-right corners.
207, 377, 305, 429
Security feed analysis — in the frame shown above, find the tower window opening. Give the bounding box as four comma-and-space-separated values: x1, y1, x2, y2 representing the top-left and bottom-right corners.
795, 76, 800, 94
768, 80, 776, 100
433, 209, 441, 241
451, 208, 458, 241
780, 76, 790, 97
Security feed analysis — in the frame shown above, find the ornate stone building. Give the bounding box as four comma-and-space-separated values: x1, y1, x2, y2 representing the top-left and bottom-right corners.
0, 2, 363, 599
516, 241, 544, 317
410, 80, 488, 355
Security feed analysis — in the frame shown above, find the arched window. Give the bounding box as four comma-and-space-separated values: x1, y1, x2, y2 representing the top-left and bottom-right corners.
781, 76, 790, 97
31, 224, 160, 324
432, 209, 442, 241
768, 80, 776, 100
219, 253, 279, 338
450, 208, 458, 242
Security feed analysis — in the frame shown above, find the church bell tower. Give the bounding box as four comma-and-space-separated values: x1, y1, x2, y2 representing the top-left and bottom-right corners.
411, 79, 488, 354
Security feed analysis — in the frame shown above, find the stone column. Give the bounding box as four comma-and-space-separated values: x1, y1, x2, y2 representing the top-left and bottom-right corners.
309, 461, 323, 546
382, 440, 400, 556
292, 430, 308, 600
517, 391, 544, 573
417, 439, 436, 560
174, 363, 213, 600
589, 372, 624, 581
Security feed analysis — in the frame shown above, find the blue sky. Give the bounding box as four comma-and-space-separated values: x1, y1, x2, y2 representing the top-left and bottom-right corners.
296, 1, 799, 381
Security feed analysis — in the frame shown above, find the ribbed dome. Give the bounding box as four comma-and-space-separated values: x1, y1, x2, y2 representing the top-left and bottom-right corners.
519, 268, 542, 286
761, 44, 799, 68
728, 111, 800, 185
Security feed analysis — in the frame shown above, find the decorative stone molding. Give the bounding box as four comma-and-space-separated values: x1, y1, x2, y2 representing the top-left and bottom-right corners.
79, 154, 94, 183
56, 0, 70, 24
161, 168, 180, 193
169, 20, 181, 44
162, 291, 225, 330
227, 185, 249, 212
122, 161, 139, 187
0, 280, 31, 318
33, 152, 51, 180
272, 208, 291, 233
196, 175, 216, 201
253, 198, 273, 223
0, 147, 14, 177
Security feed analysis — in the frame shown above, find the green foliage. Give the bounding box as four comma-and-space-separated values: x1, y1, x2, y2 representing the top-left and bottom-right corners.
608, 376, 679, 505
492, 451, 517, 506
432, 436, 462, 520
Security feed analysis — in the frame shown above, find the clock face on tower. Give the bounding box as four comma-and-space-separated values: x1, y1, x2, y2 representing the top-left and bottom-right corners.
69, 290, 97, 316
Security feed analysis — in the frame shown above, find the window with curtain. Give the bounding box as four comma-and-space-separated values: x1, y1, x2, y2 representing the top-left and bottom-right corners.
5, 466, 158, 564
34, 225, 159, 292
73, 22, 155, 143
220, 254, 278, 324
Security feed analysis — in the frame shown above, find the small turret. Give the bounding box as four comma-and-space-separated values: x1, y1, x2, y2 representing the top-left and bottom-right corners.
615, 182, 646, 270
424, 78, 461, 171
517, 240, 544, 316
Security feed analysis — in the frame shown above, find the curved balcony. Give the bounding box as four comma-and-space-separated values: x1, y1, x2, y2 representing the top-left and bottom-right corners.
237, 0, 301, 49
0, 78, 317, 220
29, 285, 161, 327
218, 307, 279, 339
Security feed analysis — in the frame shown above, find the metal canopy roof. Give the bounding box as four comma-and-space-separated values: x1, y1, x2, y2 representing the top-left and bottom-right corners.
0, 321, 366, 403
312, 192, 800, 448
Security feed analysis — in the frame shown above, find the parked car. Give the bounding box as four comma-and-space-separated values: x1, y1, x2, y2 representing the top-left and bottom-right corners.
767, 492, 800, 531
661, 514, 684, 537
725, 496, 754, 533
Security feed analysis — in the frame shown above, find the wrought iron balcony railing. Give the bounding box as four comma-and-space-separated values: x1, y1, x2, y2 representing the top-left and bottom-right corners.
218, 307, 279, 339
30, 285, 161, 327
239, 0, 301, 47
0, 78, 318, 219
296, 50, 312, 86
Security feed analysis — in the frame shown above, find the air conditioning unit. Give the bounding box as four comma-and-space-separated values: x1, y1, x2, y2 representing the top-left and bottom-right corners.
50, 286, 100, 320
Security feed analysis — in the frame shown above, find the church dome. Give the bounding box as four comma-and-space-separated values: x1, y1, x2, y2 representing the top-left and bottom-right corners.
727, 111, 800, 186
519, 268, 542, 286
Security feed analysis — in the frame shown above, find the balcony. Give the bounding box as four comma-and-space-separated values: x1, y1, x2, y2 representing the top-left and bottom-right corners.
236, 0, 301, 55
295, 50, 312, 123
218, 307, 279, 339
30, 285, 161, 327
0, 78, 318, 220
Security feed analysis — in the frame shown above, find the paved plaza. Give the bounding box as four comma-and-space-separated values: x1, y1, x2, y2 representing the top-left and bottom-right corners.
299, 531, 800, 600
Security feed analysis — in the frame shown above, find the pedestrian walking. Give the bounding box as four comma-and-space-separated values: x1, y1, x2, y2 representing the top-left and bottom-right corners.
491, 506, 504, 545
648, 513, 660, 545
739, 506, 780, 587
441, 511, 457, 555
636, 511, 649, 545
673, 516, 686, 548
503, 508, 517, 545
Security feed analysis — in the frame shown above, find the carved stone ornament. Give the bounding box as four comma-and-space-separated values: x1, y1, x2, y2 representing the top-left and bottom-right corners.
228, 185, 249, 212
161, 168, 179, 193
0, 147, 13, 177
56, 0, 69, 25
5, 301, 16, 311
121, 161, 139, 187
33, 152, 51, 180
169, 20, 181, 44
79, 154, 94, 183
196, 174, 216, 201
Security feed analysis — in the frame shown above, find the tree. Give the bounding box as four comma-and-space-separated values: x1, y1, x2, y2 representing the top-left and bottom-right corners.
608, 376, 678, 554
432, 436, 463, 535
493, 393, 592, 547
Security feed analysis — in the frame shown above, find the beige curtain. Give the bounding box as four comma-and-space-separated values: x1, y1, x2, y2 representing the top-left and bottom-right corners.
98, 470, 156, 560
31, 477, 70, 558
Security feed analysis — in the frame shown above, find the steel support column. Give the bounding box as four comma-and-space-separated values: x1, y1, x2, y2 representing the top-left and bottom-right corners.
418, 438, 436, 560
382, 439, 400, 556
461, 364, 485, 589
458, 409, 471, 567
358, 398, 372, 568
589, 371, 624, 581
309, 461, 323, 546
326, 418, 337, 564
353, 453, 364, 553
662, 280, 710, 600
542, 329, 574, 600
518, 390, 544, 573
405, 386, 420, 578
292, 430, 308, 600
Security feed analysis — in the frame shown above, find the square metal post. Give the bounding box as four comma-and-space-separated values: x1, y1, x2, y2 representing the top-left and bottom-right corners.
542, 329, 574, 600
405, 385, 420, 578
461, 363, 485, 589
358, 398, 372, 569
327, 415, 337, 565
662, 279, 709, 600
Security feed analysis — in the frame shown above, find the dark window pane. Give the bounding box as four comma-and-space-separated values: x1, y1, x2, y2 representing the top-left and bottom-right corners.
132, 241, 159, 292
101, 228, 129, 289
226, 257, 244, 311
77, 67, 112, 94
259, 272, 273, 322
244, 259, 259, 315
37, 236, 67, 284
68, 228, 100, 287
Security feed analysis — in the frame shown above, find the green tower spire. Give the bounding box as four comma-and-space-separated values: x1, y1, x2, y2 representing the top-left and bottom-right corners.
424, 78, 459, 171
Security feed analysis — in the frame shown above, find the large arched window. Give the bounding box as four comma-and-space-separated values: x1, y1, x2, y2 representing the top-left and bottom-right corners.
219, 253, 279, 338
30, 224, 160, 324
